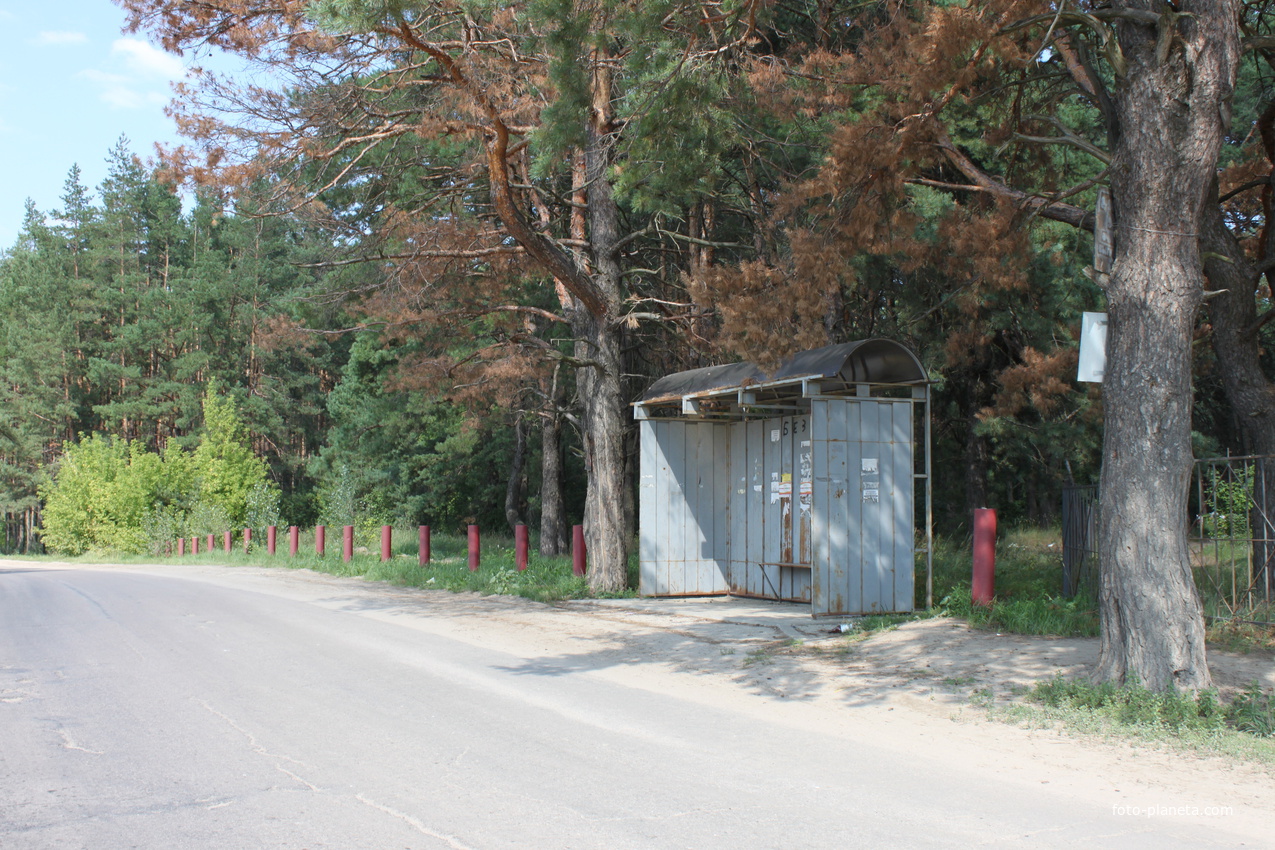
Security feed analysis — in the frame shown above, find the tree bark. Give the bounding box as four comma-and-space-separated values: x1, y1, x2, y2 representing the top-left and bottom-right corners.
539, 367, 569, 557
504, 416, 526, 532
1201, 201, 1275, 593
1095, 1, 1238, 691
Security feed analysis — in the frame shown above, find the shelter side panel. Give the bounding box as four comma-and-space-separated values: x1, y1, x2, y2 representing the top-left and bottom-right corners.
890, 400, 916, 611
860, 402, 886, 612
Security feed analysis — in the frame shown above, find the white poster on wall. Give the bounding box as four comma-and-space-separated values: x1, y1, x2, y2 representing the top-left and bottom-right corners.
1078, 311, 1108, 383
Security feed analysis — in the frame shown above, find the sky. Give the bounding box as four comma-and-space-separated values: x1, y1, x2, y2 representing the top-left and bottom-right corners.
0, 1, 213, 249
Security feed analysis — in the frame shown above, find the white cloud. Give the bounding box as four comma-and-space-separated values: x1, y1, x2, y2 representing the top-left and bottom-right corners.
34, 31, 89, 46
111, 38, 186, 79
78, 69, 166, 111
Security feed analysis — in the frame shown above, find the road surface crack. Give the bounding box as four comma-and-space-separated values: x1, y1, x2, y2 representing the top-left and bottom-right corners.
197, 699, 320, 791
355, 793, 476, 849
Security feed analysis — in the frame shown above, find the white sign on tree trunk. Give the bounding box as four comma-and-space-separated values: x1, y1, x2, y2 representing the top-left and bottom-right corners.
1078, 311, 1108, 383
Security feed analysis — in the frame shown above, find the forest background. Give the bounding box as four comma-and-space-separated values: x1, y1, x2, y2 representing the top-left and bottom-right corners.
1, 0, 1270, 596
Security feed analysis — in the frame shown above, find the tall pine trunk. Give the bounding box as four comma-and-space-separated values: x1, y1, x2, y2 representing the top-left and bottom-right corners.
1095, 1, 1238, 691
573, 102, 631, 593
1201, 202, 1275, 593
539, 367, 569, 557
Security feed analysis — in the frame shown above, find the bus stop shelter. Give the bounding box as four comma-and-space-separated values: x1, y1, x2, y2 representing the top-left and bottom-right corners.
634, 339, 931, 617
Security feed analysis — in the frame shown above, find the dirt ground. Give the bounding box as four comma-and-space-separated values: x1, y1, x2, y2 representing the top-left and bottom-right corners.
15, 560, 1275, 842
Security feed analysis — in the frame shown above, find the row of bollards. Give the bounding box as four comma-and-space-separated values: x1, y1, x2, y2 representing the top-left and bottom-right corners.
171, 522, 588, 574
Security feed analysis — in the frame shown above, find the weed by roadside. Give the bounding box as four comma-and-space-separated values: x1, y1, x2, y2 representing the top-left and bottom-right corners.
977, 675, 1275, 765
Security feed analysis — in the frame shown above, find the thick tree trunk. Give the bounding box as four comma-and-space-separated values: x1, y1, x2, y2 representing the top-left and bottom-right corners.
572, 63, 632, 594
1095, 2, 1238, 691
539, 367, 569, 557
538, 413, 568, 556
1201, 203, 1275, 594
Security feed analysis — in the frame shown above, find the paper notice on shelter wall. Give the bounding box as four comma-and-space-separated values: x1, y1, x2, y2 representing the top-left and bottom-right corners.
1078, 312, 1107, 383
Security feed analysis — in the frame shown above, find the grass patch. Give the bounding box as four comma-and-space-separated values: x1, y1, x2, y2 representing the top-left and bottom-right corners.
24, 528, 597, 603
924, 528, 1099, 638
983, 675, 1275, 764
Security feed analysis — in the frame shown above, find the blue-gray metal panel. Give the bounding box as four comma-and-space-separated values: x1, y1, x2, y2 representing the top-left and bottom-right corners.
844, 400, 864, 616
639, 420, 660, 595
665, 420, 689, 595
713, 422, 731, 592
794, 415, 814, 601
891, 401, 915, 611
810, 401, 827, 611
684, 420, 703, 594
747, 418, 766, 597
814, 400, 852, 616
729, 420, 748, 593
862, 401, 887, 612
694, 423, 715, 593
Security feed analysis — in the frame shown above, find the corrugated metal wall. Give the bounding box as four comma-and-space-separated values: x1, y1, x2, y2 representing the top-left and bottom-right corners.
727, 416, 813, 602
639, 398, 914, 614
638, 420, 731, 595
810, 398, 914, 616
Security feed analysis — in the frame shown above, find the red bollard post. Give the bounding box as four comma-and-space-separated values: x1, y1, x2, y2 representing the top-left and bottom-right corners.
467, 525, 480, 571
515, 524, 529, 571
419, 525, 430, 566
178, 538, 185, 557
192, 536, 199, 555
315, 525, 325, 557
343, 525, 354, 563
972, 508, 997, 607
289, 525, 299, 557
224, 530, 232, 553
267, 525, 277, 555
381, 525, 392, 562
206, 534, 214, 553
572, 525, 586, 577
243, 528, 252, 554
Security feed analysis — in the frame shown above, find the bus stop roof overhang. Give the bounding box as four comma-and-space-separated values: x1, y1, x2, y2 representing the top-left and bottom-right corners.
633, 339, 928, 421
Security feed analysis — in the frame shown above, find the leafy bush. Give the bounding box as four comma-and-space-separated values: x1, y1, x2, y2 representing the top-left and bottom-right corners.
39, 384, 277, 555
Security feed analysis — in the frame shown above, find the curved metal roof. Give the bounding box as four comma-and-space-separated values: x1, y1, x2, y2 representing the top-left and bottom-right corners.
638, 339, 927, 408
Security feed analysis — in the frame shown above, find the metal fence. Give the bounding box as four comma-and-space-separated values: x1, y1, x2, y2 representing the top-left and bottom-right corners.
1061, 484, 1099, 602
1190, 455, 1275, 624
1062, 457, 1275, 626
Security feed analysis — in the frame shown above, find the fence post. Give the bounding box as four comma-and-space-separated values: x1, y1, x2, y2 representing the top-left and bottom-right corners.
381, 525, 392, 562
178, 537, 185, 557
243, 527, 251, 554
419, 525, 430, 566
316, 525, 325, 557
223, 531, 232, 553
206, 534, 214, 553
572, 525, 586, 577
972, 508, 997, 607
267, 525, 277, 555
515, 524, 529, 571
343, 525, 354, 563
192, 535, 199, 555
468, 525, 480, 571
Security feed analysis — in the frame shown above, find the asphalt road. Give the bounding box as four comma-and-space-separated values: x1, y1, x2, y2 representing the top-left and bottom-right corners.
0, 564, 1260, 849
